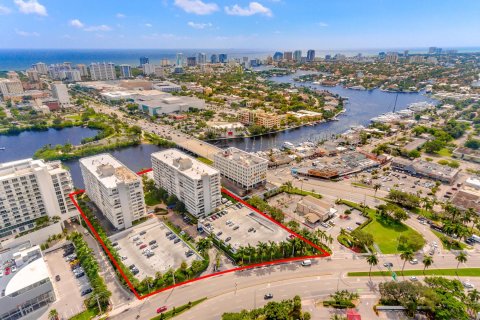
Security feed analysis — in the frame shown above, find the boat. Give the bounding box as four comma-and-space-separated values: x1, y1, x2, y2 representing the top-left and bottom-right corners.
0, 147, 5, 150
282, 142, 295, 150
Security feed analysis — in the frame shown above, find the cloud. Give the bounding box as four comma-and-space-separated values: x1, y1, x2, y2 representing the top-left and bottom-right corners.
14, 0, 47, 16
69, 19, 84, 28
225, 2, 272, 17
145, 23, 153, 27
15, 29, 39, 36
84, 25, 112, 32
187, 21, 212, 29
116, 13, 125, 18
317, 22, 328, 27
0, 5, 12, 14
174, 0, 219, 15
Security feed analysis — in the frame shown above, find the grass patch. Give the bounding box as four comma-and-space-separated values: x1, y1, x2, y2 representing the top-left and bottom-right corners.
341, 200, 424, 254
351, 182, 373, 189
431, 230, 468, 250
197, 157, 213, 165
145, 191, 162, 206
132, 216, 149, 227
150, 297, 207, 320
348, 268, 480, 277
68, 308, 99, 320
436, 148, 452, 157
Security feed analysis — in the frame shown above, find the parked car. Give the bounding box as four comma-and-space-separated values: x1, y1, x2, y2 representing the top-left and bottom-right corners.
156, 306, 168, 314
55, 275, 61, 281
165, 231, 173, 236
140, 231, 147, 236
173, 239, 181, 244
112, 242, 118, 247
233, 226, 239, 230
81, 288, 93, 296
463, 281, 475, 289
301, 260, 312, 266
225, 237, 232, 242
139, 244, 147, 249
75, 272, 85, 278
409, 259, 418, 265
409, 276, 418, 282
149, 240, 157, 245
151, 244, 159, 250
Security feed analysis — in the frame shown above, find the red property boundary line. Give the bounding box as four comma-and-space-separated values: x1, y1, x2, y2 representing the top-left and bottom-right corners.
68, 168, 330, 301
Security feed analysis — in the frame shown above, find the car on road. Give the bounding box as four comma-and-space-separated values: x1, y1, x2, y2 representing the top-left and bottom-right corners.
81, 288, 93, 296
409, 276, 418, 282
301, 260, 312, 267
463, 281, 475, 289
264, 293, 273, 300
409, 259, 418, 264
157, 306, 168, 314
383, 262, 393, 268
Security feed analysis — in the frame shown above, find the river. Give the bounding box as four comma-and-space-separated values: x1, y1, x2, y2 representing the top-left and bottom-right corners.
1, 71, 436, 186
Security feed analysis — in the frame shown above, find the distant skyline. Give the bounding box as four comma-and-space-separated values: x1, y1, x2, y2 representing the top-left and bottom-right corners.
0, 0, 479, 49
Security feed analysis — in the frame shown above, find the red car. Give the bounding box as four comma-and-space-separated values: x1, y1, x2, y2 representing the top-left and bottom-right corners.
156, 306, 167, 314
4, 267, 10, 275
139, 244, 147, 249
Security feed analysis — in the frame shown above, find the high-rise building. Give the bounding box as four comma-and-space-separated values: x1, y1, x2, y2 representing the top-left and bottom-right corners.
283, 51, 293, 61
219, 53, 228, 63
187, 56, 197, 67
26, 69, 39, 82
176, 53, 184, 67
79, 154, 146, 230
428, 47, 437, 54
385, 52, 399, 63
306, 50, 315, 62
197, 52, 207, 65
161, 58, 170, 66
76, 64, 89, 77
0, 158, 76, 239
151, 149, 221, 218
51, 83, 71, 108
119, 64, 132, 78
0, 79, 24, 96
273, 52, 283, 61
210, 54, 218, 64
214, 147, 268, 191
140, 56, 149, 66
89, 62, 116, 80
33, 62, 48, 74
293, 50, 302, 62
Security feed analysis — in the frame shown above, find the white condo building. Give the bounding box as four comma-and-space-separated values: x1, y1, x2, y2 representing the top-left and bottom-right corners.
51, 83, 70, 107
89, 62, 116, 80
214, 147, 268, 191
79, 154, 146, 230
0, 159, 76, 240
0, 79, 24, 96
151, 149, 221, 217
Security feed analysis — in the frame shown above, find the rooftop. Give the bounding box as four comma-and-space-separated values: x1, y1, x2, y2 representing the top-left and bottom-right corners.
152, 149, 219, 179
79, 153, 140, 188
0, 158, 64, 181
215, 147, 268, 167
0, 245, 48, 296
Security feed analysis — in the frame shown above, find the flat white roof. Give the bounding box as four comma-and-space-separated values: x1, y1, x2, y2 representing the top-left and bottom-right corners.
5, 258, 50, 296
80, 153, 140, 188
152, 149, 219, 179
215, 147, 268, 167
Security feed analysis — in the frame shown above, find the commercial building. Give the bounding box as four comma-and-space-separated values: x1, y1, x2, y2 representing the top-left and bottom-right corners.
391, 157, 459, 184
273, 52, 283, 61
283, 51, 293, 61
293, 50, 302, 62
306, 50, 315, 62
79, 154, 146, 230
296, 196, 337, 224
197, 52, 207, 65
453, 147, 480, 163
219, 53, 228, 63
210, 54, 218, 64
153, 81, 181, 92
238, 110, 280, 129
385, 52, 399, 63
176, 53, 184, 66
0, 245, 55, 320
51, 83, 70, 108
151, 149, 221, 218
187, 57, 197, 67
214, 147, 268, 191
0, 159, 76, 240
140, 56, 149, 66
0, 79, 24, 96
119, 64, 132, 78
89, 62, 116, 81
136, 92, 205, 116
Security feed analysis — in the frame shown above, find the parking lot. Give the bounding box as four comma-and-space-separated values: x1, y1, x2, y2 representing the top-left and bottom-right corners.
113, 221, 202, 279
204, 204, 292, 252
45, 247, 90, 319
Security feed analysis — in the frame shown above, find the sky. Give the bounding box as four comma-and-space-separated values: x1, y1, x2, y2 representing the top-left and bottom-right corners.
0, 0, 479, 50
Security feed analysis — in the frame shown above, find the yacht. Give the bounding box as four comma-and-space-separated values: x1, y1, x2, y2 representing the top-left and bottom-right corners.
0, 147, 5, 150
282, 141, 295, 150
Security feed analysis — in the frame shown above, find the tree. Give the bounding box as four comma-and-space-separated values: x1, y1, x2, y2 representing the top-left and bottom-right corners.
422, 255, 433, 274
455, 251, 468, 273
466, 289, 480, 318
400, 250, 415, 278
48, 309, 59, 320
366, 253, 379, 279
373, 183, 381, 197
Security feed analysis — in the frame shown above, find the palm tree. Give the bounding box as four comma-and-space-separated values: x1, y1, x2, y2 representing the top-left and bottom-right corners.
373, 183, 381, 197
422, 255, 433, 274
466, 289, 480, 318
400, 249, 415, 278
366, 253, 379, 279
456, 251, 468, 273
48, 309, 59, 320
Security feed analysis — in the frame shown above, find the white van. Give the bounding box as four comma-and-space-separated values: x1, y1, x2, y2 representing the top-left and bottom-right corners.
301, 259, 312, 266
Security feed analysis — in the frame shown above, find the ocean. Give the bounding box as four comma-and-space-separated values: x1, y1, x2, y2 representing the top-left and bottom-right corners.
1, 47, 480, 71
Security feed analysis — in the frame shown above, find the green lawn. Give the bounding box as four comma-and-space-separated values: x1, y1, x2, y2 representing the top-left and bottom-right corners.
145, 192, 162, 206
431, 230, 468, 250
68, 309, 98, 320
436, 148, 453, 157
348, 268, 480, 277
341, 200, 424, 254
150, 297, 207, 320
196, 157, 213, 165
